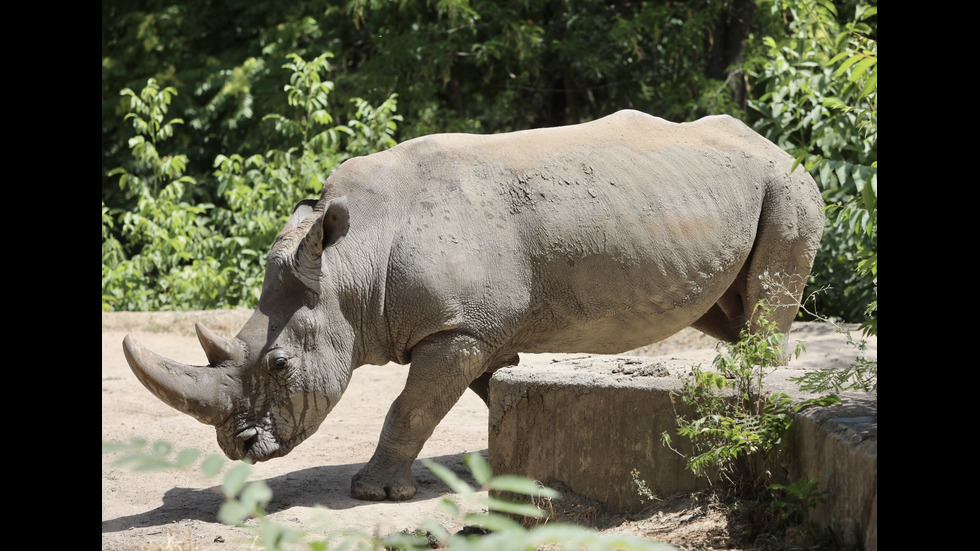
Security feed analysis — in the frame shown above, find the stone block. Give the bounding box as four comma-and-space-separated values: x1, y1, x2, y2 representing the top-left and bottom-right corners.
489, 356, 706, 513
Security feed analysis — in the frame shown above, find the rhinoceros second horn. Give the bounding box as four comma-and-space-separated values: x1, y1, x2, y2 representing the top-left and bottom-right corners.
195, 322, 245, 366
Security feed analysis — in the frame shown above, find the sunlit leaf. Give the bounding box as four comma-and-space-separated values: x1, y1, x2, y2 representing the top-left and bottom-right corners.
832, 53, 862, 78
200, 454, 226, 478
462, 512, 523, 532
222, 462, 252, 498
422, 459, 474, 494
850, 57, 876, 82
218, 501, 251, 525
486, 496, 547, 518
174, 448, 200, 468
487, 475, 559, 500
464, 453, 492, 485
239, 480, 273, 509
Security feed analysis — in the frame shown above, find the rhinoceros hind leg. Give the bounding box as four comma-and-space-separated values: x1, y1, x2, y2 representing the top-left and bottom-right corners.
468, 373, 492, 405
696, 177, 822, 357
467, 354, 519, 405
691, 303, 746, 343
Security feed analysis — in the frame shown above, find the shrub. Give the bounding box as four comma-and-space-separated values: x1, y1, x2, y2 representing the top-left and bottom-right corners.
748, 0, 877, 332
102, 54, 401, 311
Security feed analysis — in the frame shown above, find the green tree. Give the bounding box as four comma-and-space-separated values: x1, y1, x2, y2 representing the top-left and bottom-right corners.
103, 1, 877, 322
747, 0, 877, 332
103, 55, 400, 311
103, 1, 762, 198
103, 79, 217, 310
338, 0, 756, 134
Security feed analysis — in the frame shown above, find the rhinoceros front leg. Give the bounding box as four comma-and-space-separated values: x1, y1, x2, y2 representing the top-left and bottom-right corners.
351, 333, 493, 501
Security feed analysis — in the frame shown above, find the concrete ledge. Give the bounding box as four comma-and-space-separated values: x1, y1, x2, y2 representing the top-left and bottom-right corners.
487, 324, 876, 550
489, 356, 706, 513
783, 393, 877, 550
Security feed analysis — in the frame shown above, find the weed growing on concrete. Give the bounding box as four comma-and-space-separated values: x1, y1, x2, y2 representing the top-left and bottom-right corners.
792, 327, 877, 394
763, 273, 877, 395
738, 477, 846, 550
662, 306, 806, 488
629, 468, 659, 504
657, 303, 848, 549
767, 478, 828, 535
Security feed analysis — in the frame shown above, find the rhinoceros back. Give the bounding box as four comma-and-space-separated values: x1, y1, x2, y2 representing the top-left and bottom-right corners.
327, 110, 818, 354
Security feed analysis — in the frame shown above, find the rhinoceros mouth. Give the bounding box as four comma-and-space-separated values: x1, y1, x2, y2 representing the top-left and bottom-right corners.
228, 426, 285, 462
224, 423, 318, 462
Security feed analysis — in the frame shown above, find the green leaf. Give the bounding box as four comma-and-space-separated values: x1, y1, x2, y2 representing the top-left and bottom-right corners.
102, 438, 146, 454
859, 73, 877, 99
222, 462, 252, 498
464, 453, 493, 485
485, 496, 547, 518
437, 496, 461, 518
832, 53, 861, 78
827, 51, 849, 65
239, 480, 273, 510
797, 394, 842, 409
850, 57, 877, 82
487, 475, 559, 499
218, 501, 252, 525
151, 440, 173, 457
462, 512, 524, 532
420, 518, 451, 543
815, 0, 837, 16
174, 448, 200, 469
201, 454, 226, 478
422, 459, 474, 494
259, 522, 297, 551
380, 530, 430, 550
821, 96, 848, 110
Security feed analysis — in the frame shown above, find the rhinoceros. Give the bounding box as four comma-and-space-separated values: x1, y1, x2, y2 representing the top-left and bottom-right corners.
123, 110, 823, 501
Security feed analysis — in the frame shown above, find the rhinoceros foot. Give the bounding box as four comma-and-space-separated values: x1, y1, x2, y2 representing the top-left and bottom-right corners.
350, 463, 418, 501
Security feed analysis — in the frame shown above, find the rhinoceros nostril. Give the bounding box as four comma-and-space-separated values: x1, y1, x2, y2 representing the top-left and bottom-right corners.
236, 427, 259, 456
242, 434, 259, 455
232, 427, 282, 461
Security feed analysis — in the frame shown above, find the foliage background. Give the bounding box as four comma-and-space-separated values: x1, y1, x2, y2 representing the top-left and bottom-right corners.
102, 0, 876, 329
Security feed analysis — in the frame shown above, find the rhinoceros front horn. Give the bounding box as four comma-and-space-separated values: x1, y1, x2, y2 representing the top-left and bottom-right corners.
122, 328, 243, 426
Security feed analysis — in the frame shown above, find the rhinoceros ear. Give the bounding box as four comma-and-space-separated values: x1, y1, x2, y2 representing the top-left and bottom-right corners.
321, 196, 350, 247
293, 197, 350, 293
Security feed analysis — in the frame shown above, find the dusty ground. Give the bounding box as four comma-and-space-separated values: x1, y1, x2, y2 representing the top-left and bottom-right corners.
102, 310, 871, 550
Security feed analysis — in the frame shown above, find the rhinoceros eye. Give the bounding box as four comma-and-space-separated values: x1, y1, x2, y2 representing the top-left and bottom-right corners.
268, 349, 290, 371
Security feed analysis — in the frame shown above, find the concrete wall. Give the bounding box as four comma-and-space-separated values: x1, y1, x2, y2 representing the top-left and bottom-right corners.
489, 357, 706, 513
488, 354, 877, 550
780, 394, 877, 551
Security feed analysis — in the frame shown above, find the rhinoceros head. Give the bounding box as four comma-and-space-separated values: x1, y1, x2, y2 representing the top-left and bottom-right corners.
123, 197, 354, 462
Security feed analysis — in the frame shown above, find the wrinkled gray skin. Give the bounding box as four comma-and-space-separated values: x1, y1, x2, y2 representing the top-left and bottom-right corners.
123, 110, 824, 501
